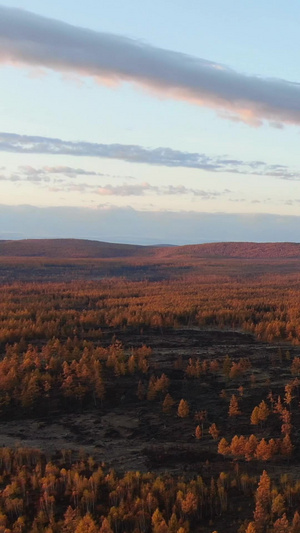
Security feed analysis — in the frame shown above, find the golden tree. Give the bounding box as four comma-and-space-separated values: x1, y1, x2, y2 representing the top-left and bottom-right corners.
228, 395, 241, 417
195, 425, 202, 440
208, 423, 219, 440
74, 513, 98, 533
218, 438, 229, 456
177, 399, 189, 418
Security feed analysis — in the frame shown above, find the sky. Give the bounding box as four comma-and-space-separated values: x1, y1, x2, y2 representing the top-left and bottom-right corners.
1, 0, 300, 244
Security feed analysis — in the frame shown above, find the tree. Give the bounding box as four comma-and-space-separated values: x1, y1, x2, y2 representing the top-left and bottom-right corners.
255, 439, 271, 461
151, 509, 168, 533
273, 513, 290, 533
168, 512, 179, 533
195, 425, 202, 440
74, 513, 98, 533
271, 494, 285, 519
291, 511, 300, 533
245, 523, 257, 533
181, 491, 198, 515
208, 423, 219, 440
245, 434, 258, 461
99, 518, 114, 533
257, 400, 270, 423
218, 438, 229, 456
162, 393, 174, 414
177, 399, 189, 418
231, 435, 246, 457
251, 401, 270, 426
228, 395, 241, 417
281, 434, 293, 458
250, 406, 260, 426
253, 470, 271, 532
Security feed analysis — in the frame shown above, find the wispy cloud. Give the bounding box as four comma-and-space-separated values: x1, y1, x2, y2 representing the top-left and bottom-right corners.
47, 181, 230, 198
0, 164, 136, 183
20, 165, 102, 178
1, 6, 300, 126
85, 183, 229, 198
1, 132, 300, 180
0, 163, 228, 198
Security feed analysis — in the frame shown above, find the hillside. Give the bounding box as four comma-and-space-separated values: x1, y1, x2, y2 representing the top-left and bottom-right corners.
0, 239, 300, 259
158, 241, 300, 259
0, 239, 154, 258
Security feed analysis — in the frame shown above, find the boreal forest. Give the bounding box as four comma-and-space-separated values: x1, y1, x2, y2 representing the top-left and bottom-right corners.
0, 239, 300, 533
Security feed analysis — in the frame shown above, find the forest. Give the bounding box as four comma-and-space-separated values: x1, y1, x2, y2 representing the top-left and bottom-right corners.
0, 239, 300, 532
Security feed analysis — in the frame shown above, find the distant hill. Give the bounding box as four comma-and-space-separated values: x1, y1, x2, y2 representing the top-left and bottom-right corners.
157, 241, 300, 259
0, 239, 155, 258
0, 239, 300, 259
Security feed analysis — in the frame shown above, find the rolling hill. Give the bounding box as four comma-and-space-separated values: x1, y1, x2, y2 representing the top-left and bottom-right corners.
157, 241, 300, 259
0, 239, 154, 258
0, 239, 300, 259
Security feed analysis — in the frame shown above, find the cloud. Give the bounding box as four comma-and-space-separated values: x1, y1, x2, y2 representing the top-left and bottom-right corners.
46, 180, 229, 198
0, 163, 137, 184
1, 132, 300, 180
1, 7, 300, 126
95, 183, 228, 197
20, 165, 102, 177
1, 204, 300, 244
0, 163, 229, 198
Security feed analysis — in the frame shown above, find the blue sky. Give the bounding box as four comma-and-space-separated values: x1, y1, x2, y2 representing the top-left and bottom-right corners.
1, 1, 300, 243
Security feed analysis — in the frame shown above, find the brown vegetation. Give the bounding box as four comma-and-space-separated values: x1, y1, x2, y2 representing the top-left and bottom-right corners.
0, 242, 299, 531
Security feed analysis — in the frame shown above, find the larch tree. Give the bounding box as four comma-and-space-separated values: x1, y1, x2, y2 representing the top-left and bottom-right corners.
162, 393, 175, 414
74, 513, 98, 533
291, 510, 300, 533
253, 470, 271, 533
271, 494, 285, 519
257, 400, 270, 423
218, 438, 230, 456
177, 399, 189, 418
228, 395, 241, 417
273, 513, 290, 533
245, 434, 258, 461
208, 423, 219, 440
195, 425, 202, 440
281, 434, 293, 458
245, 522, 257, 533
98, 518, 114, 533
